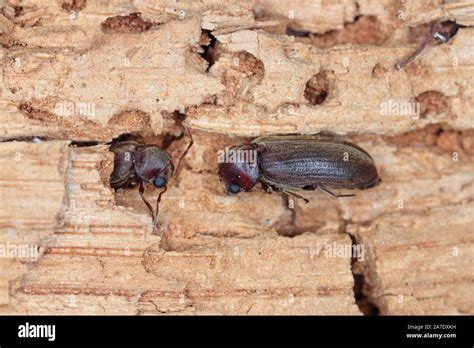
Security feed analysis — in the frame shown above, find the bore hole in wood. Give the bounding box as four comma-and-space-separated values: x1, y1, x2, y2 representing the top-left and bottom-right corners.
415, 90, 449, 119
304, 70, 331, 105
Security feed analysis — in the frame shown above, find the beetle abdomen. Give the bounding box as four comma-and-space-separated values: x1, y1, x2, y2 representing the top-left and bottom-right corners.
110, 142, 137, 189
258, 139, 379, 190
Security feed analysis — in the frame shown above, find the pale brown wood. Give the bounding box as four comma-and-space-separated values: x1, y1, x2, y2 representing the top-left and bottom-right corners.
348, 203, 474, 315
0, 0, 472, 315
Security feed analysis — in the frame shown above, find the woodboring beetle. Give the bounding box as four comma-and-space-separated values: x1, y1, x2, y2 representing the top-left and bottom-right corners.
218, 134, 381, 202
110, 129, 193, 223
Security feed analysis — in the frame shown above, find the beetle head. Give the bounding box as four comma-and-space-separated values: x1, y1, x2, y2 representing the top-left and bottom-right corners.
218, 144, 260, 194
133, 145, 174, 188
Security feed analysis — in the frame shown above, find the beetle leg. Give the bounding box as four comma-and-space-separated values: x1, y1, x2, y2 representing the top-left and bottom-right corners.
175, 126, 194, 176
153, 185, 167, 225
318, 186, 355, 198
261, 182, 273, 193
282, 190, 310, 204
395, 20, 439, 70
138, 181, 155, 221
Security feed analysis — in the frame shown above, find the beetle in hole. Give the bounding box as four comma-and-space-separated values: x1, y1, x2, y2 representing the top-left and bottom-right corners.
218, 133, 381, 202
110, 131, 193, 222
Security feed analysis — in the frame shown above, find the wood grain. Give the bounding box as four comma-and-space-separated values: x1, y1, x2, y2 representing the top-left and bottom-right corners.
0, 0, 472, 315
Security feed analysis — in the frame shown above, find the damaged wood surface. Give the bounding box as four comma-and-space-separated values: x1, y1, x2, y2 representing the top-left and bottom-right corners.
0, 0, 473, 315
3, 143, 358, 314
0, 1, 473, 140
348, 202, 474, 315
402, 0, 474, 27
187, 27, 473, 136
0, 16, 223, 141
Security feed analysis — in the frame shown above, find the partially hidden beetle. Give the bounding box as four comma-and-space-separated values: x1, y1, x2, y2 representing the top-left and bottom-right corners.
110, 141, 173, 222
218, 134, 381, 202
110, 126, 194, 226
395, 20, 461, 70
110, 129, 193, 223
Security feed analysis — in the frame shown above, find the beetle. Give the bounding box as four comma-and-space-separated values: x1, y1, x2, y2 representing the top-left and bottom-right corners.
218, 134, 381, 202
109, 129, 193, 223
110, 141, 173, 222
395, 20, 461, 70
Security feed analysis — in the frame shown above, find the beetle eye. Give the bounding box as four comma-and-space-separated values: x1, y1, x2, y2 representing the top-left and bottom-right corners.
228, 184, 241, 194
153, 176, 167, 188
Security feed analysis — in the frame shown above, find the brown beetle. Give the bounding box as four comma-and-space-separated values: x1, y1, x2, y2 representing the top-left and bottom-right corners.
110, 141, 173, 222
218, 134, 380, 202
110, 129, 193, 223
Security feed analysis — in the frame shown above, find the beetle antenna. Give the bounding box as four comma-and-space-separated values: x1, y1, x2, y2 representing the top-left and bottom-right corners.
175, 126, 194, 176
395, 20, 439, 70
139, 181, 155, 221
318, 186, 355, 198
282, 190, 310, 204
